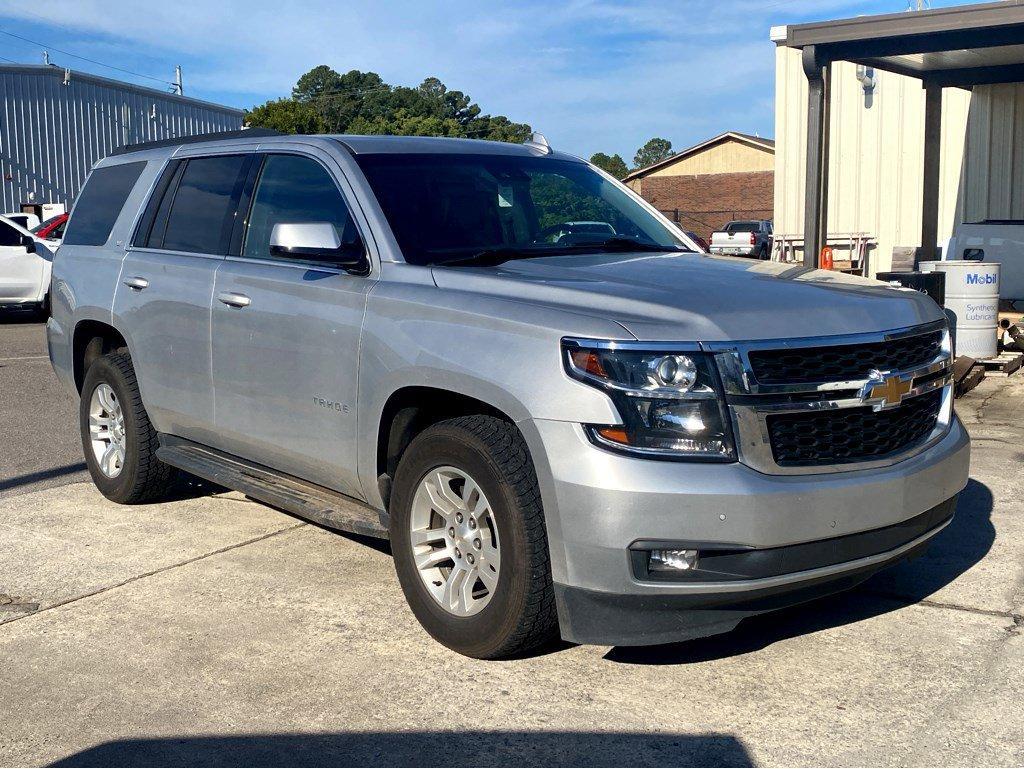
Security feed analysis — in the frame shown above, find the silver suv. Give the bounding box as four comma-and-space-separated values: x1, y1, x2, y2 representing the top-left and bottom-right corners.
48, 131, 970, 658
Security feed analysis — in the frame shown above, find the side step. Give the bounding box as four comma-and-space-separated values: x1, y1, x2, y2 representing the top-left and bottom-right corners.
156, 435, 388, 539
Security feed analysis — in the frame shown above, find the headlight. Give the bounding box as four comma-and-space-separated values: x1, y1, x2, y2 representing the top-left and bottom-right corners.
563, 340, 736, 461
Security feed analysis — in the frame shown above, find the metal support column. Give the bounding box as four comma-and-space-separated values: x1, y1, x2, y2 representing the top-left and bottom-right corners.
920, 81, 943, 264
802, 46, 831, 268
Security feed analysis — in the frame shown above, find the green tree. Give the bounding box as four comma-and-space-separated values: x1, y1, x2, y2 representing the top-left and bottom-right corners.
244, 98, 323, 135
247, 67, 530, 143
589, 152, 629, 179
633, 137, 674, 170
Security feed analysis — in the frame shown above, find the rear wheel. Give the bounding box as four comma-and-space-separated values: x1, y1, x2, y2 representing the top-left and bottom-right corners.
79, 352, 177, 504
390, 415, 558, 659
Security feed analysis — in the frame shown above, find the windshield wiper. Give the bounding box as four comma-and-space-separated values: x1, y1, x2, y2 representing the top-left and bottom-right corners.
573, 237, 693, 253
438, 238, 692, 267
440, 247, 576, 267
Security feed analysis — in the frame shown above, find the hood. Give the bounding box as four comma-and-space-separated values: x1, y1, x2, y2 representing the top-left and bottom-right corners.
431, 252, 944, 341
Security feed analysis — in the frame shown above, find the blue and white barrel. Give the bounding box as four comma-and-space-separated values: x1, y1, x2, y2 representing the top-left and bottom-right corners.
920, 260, 1000, 359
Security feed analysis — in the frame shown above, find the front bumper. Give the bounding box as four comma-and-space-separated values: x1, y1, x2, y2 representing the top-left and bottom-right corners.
521, 414, 970, 646
556, 496, 954, 646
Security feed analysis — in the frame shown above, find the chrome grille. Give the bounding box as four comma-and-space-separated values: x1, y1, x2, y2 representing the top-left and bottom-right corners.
711, 321, 953, 475
747, 330, 943, 385
766, 389, 943, 466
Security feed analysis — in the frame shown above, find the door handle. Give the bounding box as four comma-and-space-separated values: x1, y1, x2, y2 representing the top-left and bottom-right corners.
217, 291, 251, 308
123, 276, 149, 290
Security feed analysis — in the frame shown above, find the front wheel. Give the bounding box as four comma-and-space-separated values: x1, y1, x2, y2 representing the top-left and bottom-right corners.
390, 415, 558, 659
79, 352, 177, 504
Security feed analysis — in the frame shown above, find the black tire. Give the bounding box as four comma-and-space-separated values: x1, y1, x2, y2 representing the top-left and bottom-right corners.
79, 351, 177, 504
390, 415, 558, 659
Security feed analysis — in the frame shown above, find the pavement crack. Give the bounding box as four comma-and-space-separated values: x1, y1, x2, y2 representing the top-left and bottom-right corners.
864, 587, 1024, 623
0, 522, 307, 627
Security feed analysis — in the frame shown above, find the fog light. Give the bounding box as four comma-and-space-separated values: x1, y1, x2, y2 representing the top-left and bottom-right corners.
649, 548, 698, 571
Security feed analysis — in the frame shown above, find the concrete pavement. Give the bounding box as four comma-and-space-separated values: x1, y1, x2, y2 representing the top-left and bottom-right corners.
0, 318, 87, 499
1, 316, 1022, 766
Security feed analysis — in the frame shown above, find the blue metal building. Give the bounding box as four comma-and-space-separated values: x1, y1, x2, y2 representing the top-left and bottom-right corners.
0, 64, 243, 213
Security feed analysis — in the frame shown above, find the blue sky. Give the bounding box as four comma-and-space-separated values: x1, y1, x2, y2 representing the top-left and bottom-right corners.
0, 0, 968, 163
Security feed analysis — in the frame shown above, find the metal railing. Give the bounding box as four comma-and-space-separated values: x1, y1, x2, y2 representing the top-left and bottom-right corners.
772, 232, 876, 275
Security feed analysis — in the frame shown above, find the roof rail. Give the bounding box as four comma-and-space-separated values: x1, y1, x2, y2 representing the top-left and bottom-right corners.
109, 127, 283, 156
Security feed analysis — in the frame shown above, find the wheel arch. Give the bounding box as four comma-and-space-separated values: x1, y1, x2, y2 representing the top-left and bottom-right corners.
373, 385, 527, 511
71, 318, 130, 393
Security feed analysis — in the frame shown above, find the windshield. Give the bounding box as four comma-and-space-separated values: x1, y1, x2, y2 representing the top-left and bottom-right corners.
725, 221, 759, 233
354, 153, 687, 265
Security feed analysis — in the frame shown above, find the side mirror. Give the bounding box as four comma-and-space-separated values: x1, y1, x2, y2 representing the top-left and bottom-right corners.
19, 234, 36, 253
269, 222, 367, 272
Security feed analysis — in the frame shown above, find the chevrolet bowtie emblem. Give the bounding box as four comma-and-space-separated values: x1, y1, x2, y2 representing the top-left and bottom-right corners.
862, 369, 913, 409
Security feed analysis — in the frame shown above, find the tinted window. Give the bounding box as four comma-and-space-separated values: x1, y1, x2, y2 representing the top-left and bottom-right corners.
243, 154, 357, 259
62, 161, 145, 246
162, 155, 249, 254
0, 220, 21, 247
725, 221, 759, 233
356, 153, 685, 266
133, 160, 183, 249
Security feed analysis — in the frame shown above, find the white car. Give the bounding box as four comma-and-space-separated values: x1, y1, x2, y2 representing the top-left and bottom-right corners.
0, 214, 55, 314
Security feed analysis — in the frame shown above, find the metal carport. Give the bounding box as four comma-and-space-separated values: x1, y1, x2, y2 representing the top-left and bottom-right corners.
779, 0, 1024, 267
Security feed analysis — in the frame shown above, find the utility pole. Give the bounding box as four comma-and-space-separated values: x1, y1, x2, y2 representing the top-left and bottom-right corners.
42, 51, 50, 65
173, 65, 183, 96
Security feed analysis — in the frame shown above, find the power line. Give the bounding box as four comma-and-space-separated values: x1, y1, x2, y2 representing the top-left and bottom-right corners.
0, 27, 176, 89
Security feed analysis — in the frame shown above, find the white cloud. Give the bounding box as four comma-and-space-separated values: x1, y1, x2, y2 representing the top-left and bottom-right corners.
0, 0, 881, 159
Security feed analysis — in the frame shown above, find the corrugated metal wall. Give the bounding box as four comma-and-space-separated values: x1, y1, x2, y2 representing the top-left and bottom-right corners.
959, 82, 1024, 223
773, 45, 993, 274
0, 65, 243, 211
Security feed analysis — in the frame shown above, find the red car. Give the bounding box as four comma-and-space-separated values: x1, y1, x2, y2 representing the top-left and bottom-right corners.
31, 213, 68, 242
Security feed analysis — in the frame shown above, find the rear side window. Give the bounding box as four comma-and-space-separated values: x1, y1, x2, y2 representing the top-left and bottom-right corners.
62, 161, 146, 246
145, 155, 249, 254
134, 160, 183, 249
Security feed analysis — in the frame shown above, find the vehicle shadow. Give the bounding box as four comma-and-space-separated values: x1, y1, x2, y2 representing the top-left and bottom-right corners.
605, 479, 995, 665
0, 463, 87, 493
49, 730, 752, 767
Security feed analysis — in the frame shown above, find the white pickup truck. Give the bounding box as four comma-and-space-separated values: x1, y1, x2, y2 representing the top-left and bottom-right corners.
945, 220, 1024, 308
709, 219, 773, 259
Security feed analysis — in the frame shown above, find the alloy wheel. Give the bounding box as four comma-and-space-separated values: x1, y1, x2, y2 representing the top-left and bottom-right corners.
408, 465, 501, 617
88, 383, 126, 478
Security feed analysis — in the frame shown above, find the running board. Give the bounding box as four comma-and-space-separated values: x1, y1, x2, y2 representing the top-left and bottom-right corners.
156, 435, 388, 539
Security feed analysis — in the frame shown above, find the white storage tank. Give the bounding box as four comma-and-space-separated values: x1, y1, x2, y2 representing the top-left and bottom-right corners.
920, 261, 1000, 359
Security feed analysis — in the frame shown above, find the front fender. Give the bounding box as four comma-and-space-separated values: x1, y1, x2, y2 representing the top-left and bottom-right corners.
354, 272, 626, 509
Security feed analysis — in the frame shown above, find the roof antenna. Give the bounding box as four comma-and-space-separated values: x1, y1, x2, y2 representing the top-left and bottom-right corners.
524, 132, 551, 155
